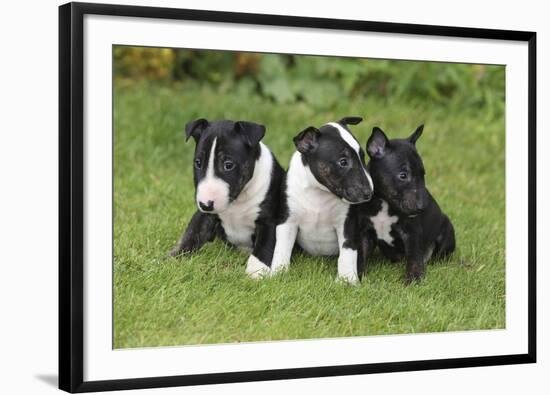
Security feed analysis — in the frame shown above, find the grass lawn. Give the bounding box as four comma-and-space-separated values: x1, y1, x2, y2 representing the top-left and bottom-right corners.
113, 81, 505, 348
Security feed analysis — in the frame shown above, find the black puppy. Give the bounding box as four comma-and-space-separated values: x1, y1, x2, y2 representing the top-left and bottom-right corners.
360, 125, 455, 282
169, 119, 285, 278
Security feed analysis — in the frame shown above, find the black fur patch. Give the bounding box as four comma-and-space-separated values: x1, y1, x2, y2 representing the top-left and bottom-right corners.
192, 121, 262, 203
361, 125, 456, 283
169, 119, 285, 268
294, 122, 373, 203
367, 127, 428, 216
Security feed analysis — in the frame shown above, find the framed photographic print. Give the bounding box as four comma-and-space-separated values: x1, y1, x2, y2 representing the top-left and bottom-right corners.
59, 1, 536, 392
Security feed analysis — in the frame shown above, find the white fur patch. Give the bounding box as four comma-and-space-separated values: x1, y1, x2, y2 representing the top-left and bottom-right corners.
245, 255, 270, 279
364, 167, 374, 193
218, 143, 273, 250
371, 200, 399, 246
334, 225, 360, 284
196, 138, 230, 212
327, 122, 360, 153
336, 247, 359, 285
270, 222, 298, 274
424, 244, 434, 264
327, 122, 374, 191
285, 152, 350, 256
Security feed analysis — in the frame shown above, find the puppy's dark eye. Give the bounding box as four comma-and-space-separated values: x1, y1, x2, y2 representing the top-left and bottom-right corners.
223, 161, 235, 171
338, 158, 349, 167
398, 171, 408, 180
194, 158, 202, 169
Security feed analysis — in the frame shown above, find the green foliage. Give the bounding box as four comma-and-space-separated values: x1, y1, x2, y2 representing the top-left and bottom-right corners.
114, 46, 505, 118
114, 46, 175, 80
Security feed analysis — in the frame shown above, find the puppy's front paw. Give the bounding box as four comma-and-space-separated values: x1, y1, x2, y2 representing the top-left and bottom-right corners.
166, 246, 183, 259
167, 241, 195, 258
245, 255, 270, 279
405, 266, 425, 285
335, 273, 360, 286
269, 262, 289, 277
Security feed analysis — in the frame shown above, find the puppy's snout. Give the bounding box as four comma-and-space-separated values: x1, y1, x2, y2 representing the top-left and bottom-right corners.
199, 200, 214, 212
196, 178, 230, 213
345, 185, 373, 204
416, 190, 429, 212
362, 188, 373, 201
400, 187, 426, 212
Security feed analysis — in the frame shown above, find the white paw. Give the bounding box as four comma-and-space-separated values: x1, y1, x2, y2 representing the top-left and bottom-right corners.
269, 262, 289, 277
336, 248, 359, 285
245, 255, 270, 279
335, 273, 360, 286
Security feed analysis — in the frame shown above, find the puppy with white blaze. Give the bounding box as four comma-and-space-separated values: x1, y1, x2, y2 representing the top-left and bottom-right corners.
270, 117, 374, 284
169, 119, 285, 279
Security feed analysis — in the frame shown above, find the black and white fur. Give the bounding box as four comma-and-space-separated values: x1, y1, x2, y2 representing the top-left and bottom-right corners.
169, 119, 285, 278
360, 125, 456, 283
270, 117, 374, 284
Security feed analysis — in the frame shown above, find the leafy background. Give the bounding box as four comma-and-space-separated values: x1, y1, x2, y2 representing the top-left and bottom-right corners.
113, 46, 505, 348
114, 46, 504, 119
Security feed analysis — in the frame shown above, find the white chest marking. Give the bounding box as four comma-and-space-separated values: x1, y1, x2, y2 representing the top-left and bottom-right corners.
326, 122, 374, 191
371, 200, 399, 246
286, 152, 350, 256
218, 143, 273, 250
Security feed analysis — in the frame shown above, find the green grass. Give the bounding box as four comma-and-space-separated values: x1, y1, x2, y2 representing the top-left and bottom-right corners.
113, 80, 505, 349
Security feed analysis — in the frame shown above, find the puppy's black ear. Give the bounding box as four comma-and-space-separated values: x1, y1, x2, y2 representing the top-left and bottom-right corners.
235, 121, 266, 147
185, 118, 209, 143
367, 127, 389, 159
408, 124, 424, 145
339, 116, 363, 126
294, 126, 320, 154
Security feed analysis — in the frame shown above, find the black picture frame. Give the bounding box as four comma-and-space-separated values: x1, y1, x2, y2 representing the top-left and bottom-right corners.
59, 2, 537, 393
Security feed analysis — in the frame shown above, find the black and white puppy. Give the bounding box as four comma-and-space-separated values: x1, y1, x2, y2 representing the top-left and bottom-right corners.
270, 117, 374, 284
360, 125, 456, 283
169, 119, 285, 278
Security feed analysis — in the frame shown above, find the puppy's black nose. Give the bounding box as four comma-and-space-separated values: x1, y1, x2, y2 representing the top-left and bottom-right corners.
199, 200, 214, 212
361, 186, 373, 201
